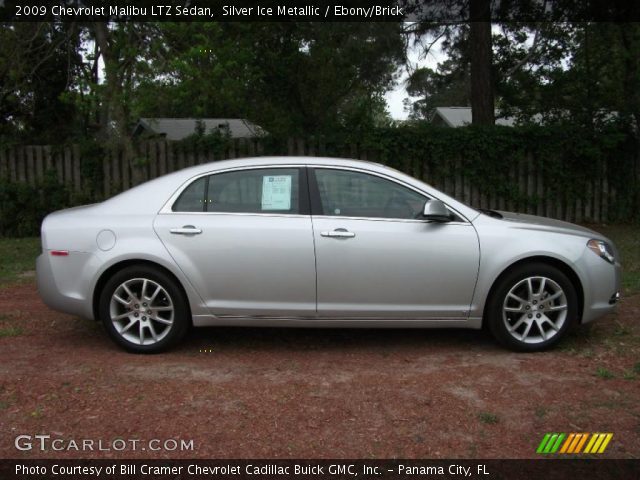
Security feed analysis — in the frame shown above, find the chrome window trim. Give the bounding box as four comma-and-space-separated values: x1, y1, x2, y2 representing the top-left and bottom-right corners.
158, 162, 471, 224
310, 215, 470, 226
158, 211, 310, 219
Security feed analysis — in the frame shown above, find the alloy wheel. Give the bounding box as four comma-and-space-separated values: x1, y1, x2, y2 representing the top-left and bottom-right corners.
502, 276, 568, 344
109, 278, 174, 345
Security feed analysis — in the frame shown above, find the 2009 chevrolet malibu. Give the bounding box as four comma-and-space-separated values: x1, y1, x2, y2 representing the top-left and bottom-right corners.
36, 157, 621, 353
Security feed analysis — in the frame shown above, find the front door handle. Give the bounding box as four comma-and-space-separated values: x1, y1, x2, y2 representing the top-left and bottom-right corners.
320, 228, 355, 238
170, 225, 202, 235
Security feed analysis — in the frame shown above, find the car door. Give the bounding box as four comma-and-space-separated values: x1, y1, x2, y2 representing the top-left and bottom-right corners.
310, 167, 480, 319
154, 166, 316, 317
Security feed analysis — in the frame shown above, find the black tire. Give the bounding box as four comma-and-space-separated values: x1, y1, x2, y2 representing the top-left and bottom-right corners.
98, 265, 190, 353
486, 263, 578, 352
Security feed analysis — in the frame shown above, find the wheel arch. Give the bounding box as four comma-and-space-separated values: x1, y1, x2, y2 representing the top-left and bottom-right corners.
482, 255, 584, 327
92, 259, 192, 324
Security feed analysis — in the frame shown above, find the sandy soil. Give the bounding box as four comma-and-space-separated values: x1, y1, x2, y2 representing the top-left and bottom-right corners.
0, 282, 638, 459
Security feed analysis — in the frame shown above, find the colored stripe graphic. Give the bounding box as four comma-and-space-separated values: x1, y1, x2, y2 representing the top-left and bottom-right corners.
559, 433, 575, 453
584, 433, 598, 453
543, 433, 559, 453
536, 433, 551, 453
597, 434, 613, 453
537, 433, 613, 454
568, 433, 582, 453
574, 433, 588, 453
550, 433, 565, 453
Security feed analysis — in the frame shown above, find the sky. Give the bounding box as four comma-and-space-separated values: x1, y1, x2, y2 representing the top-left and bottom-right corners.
384, 37, 445, 120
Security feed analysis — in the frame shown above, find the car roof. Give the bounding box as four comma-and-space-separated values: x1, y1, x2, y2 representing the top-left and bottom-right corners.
178, 156, 389, 173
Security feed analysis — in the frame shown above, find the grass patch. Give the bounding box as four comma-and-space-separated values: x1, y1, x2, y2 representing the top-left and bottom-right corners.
595, 367, 615, 379
592, 225, 640, 296
0, 326, 23, 337
534, 406, 548, 419
0, 237, 40, 286
478, 412, 498, 424
613, 321, 631, 336
30, 406, 43, 418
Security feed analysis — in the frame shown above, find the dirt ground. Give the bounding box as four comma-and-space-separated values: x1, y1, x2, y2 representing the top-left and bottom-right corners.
0, 281, 639, 459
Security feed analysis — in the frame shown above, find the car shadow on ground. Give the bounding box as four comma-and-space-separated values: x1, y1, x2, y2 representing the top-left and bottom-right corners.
175, 325, 500, 354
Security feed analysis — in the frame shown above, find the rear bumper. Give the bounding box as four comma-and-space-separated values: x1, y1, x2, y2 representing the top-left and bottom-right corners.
36, 252, 96, 320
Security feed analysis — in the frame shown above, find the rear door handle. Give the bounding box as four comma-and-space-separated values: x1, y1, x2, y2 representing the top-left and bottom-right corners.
170, 225, 202, 235
320, 228, 355, 238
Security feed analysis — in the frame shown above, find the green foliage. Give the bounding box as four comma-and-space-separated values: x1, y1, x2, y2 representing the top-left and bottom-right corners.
353, 123, 639, 222
77, 139, 106, 198
0, 124, 638, 237
0, 23, 84, 143
478, 412, 499, 424
0, 326, 23, 337
175, 126, 232, 153
0, 171, 73, 237
595, 367, 614, 379
409, 22, 640, 131
0, 237, 41, 285
132, 22, 405, 137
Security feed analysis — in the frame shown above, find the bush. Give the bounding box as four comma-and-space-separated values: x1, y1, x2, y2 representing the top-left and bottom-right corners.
0, 170, 74, 237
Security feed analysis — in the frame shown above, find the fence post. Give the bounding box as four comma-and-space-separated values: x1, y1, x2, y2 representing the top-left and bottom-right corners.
593, 168, 601, 223
0, 148, 6, 179
26, 146, 35, 186
63, 146, 72, 191
111, 148, 120, 194
536, 158, 544, 216
35, 146, 44, 185
602, 162, 609, 223
43, 145, 52, 174
149, 140, 158, 179
17, 147, 26, 183
166, 141, 175, 173
73, 144, 81, 194
103, 152, 111, 198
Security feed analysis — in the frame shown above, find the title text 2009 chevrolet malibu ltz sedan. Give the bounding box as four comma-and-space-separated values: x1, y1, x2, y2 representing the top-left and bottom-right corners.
36, 157, 621, 353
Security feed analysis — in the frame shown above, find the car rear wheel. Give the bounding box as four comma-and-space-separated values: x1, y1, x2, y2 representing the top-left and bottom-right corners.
98, 265, 189, 353
487, 263, 578, 352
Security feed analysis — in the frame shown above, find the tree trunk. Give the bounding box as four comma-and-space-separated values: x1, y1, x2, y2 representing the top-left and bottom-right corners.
618, 24, 640, 134
92, 22, 135, 160
469, 0, 494, 125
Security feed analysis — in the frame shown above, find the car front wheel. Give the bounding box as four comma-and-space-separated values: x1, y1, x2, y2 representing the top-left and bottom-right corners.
98, 265, 189, 353
487, 263, 578, 352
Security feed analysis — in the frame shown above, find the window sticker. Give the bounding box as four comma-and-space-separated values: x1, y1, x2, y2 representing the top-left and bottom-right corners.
261, 175, 292, 210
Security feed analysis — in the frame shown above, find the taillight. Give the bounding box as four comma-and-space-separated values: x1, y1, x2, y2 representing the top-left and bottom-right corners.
50, 250, 69, 256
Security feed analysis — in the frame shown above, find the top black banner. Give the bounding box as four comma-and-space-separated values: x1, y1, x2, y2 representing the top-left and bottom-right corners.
1, 0, 639, 22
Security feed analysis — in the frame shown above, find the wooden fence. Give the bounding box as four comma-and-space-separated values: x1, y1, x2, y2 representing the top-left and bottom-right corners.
0, 138, 637, 224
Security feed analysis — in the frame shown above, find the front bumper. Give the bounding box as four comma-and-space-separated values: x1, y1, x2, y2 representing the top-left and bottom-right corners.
579, 253, 621, 324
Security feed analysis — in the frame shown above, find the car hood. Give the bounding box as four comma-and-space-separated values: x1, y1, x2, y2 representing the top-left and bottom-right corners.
493, 210, 601, 238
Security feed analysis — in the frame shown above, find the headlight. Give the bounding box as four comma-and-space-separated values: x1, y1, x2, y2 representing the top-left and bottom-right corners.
587, 239, 615, 264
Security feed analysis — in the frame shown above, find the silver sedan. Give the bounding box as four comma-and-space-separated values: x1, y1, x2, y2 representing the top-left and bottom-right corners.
36, 157, 621, 353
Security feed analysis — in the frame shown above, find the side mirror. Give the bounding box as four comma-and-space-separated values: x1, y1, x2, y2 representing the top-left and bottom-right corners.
422, 199, 452, 222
